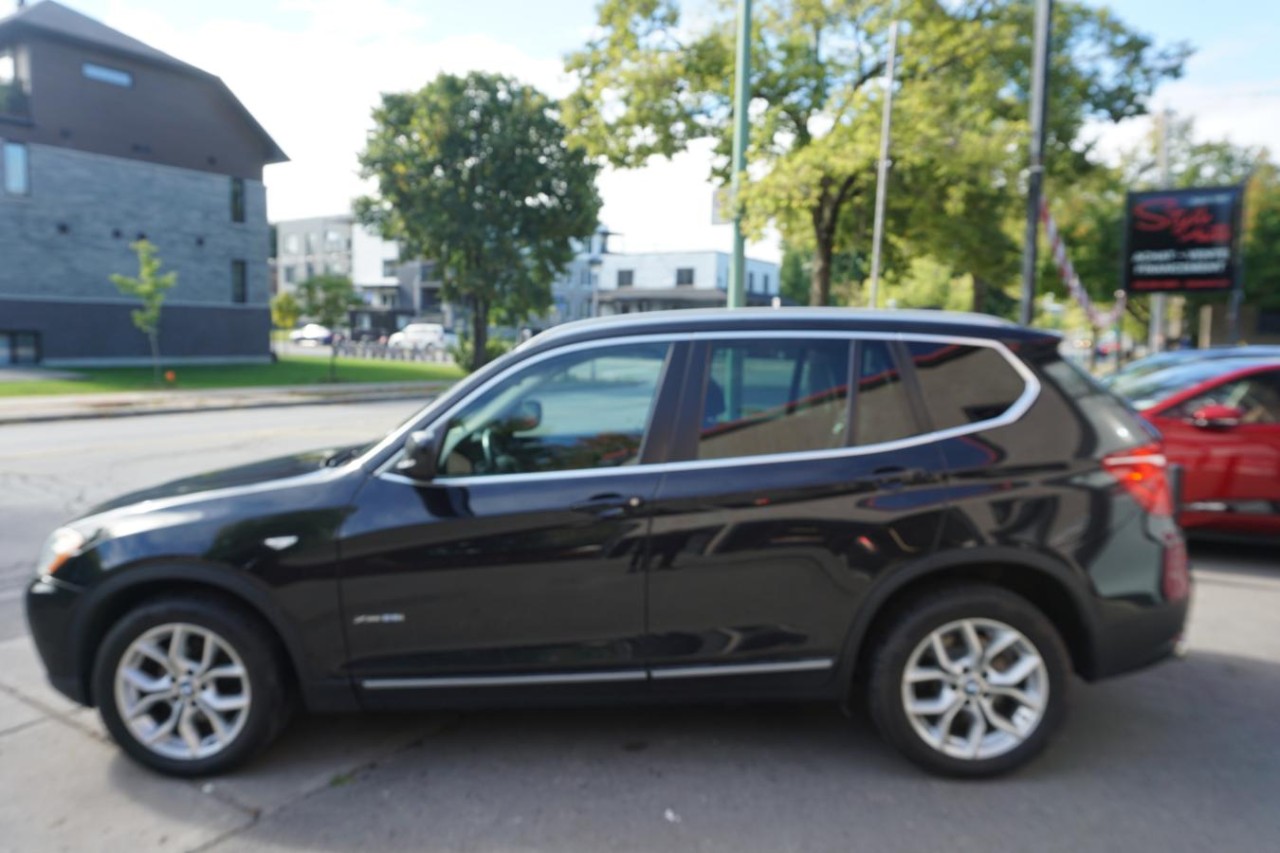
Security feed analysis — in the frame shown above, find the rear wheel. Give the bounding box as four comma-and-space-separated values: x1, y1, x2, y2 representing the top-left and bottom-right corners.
93, 596, 290, 777
867, 584, 1070, 777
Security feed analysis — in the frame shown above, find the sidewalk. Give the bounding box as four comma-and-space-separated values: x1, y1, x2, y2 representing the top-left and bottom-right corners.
0, 381, 452, 426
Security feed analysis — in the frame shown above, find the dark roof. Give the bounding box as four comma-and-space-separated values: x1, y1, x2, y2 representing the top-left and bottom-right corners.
0, 1, 287, 164
526, 307, 1054, 355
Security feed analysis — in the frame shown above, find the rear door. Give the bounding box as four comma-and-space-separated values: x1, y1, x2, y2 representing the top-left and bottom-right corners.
643, 333, 952, 695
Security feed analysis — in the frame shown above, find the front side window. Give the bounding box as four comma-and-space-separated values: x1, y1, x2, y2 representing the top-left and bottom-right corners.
1172, 374, 1280, 424
905, 340, 1026, 431
439, 342, 670, 478
698, 339, 850, 460
2, 141, 28, 195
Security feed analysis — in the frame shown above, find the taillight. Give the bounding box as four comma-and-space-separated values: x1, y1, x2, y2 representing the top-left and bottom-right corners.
1162, 532, 1191, 602
1102, 443, 1173, 516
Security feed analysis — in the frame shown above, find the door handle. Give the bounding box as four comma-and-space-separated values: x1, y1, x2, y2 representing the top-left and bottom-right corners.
570, 494, 645, 519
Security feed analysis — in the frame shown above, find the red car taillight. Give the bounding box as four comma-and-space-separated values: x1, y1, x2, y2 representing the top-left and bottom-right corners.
1102, 443, 1173, 516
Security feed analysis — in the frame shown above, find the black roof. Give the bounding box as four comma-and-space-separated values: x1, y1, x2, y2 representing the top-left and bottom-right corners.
0, 1, 287, 164
525, 308, 1058, 355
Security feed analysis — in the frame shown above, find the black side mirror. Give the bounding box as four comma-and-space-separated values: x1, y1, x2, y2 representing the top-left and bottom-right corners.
511, 399, 542, 432
397, 428, 442, 481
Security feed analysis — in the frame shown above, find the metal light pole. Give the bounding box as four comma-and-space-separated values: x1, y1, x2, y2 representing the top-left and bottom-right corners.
1019, 0, 1053, 326
868, 20, 900, 310
727, 0, 752, 309
1149, 108, 1172, 353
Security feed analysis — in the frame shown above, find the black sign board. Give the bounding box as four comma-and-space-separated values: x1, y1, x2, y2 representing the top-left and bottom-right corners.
1123, 186, 1243, 294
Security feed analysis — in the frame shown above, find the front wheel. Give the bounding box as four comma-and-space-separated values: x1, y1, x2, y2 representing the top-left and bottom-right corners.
867, 584, 1070, 777
93, 596, 290, 777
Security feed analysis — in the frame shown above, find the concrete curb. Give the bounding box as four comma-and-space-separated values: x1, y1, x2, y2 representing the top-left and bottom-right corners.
0, 382, 451, 426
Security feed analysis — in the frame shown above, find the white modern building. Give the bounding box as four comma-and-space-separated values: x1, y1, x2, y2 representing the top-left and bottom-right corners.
593, 250, 780, 315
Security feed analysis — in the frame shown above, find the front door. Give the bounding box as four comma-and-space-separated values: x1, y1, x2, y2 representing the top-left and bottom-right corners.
338, 340, 679, 700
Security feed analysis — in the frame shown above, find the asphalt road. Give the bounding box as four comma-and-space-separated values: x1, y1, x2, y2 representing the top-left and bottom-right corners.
1, 404, 1278, 851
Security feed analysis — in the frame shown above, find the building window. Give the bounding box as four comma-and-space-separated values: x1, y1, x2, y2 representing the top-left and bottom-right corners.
617, 269, 634, 288
283, 266, 296, 284
2, 142, 29, 195
748, 272, 755, 292
231, 260, 247, 303
325, 229, 344, 249
305, 233, 317, 254
676, 267, 695, 286
763, 274, 770, 292
284, 234, 300, 254
82, 62, 133, 88
382, 259, 397, 277
230, 177, 245, 223
0, 47, 29, 118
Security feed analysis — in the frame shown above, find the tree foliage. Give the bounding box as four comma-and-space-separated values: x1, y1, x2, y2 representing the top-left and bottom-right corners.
357, 72, 602, 370
270, 291, 301, 332
110, 239, 177, 385
295, 274, 361, 381
565, 0, 1187, 310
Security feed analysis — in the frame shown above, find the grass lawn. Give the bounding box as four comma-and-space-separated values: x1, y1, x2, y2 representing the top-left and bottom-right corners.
0, 356, 464, 397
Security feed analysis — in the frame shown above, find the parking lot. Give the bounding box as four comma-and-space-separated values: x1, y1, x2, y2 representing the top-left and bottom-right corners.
2, 403, 1278, 852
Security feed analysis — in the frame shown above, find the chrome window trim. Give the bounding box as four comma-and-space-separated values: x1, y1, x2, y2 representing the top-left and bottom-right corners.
376, 329, 1040, 487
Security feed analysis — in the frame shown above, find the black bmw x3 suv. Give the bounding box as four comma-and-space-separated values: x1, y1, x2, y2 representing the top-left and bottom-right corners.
27, 309, 1189, 777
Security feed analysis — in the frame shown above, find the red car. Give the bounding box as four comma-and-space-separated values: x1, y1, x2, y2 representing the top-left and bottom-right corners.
1120, 357, 1280, 538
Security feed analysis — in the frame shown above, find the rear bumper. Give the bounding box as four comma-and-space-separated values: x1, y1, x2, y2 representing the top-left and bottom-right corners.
1087, 595, 1189, 681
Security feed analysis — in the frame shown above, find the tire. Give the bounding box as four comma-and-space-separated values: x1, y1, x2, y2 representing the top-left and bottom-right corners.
866, 584, 1070, 778
92, 595, 291, 777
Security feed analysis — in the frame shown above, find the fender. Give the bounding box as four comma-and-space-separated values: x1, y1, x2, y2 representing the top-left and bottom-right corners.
70, 559, 359, 711
834, 544, 1101, 691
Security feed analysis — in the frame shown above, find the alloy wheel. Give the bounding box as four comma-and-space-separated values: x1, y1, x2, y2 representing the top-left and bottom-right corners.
113, 622, 252, 761
900, 617, 1049, 761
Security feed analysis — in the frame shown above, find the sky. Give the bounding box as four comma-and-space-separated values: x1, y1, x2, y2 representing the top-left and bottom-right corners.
46, 0, 1280, 263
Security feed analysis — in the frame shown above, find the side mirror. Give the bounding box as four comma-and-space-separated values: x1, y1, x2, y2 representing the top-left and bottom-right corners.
510, 399, 542, 432
1190, 404, 1244, 430
397, 428, 442, 480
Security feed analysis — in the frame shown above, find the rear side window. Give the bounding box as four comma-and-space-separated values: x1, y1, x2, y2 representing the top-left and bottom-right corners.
904, 341, 1026, 430
698, 339, 850, 460
854, 340, 919, 445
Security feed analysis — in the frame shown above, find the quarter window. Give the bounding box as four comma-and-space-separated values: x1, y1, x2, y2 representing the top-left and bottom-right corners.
698, 339, 850, 460
439, 343, 670, 477
904, 341, 1025, 430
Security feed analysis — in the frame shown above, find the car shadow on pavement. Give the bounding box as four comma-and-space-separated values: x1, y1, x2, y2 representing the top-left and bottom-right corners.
98, 649, 1280, 852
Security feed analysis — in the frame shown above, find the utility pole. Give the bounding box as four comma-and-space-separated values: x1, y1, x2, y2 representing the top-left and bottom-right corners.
1019, 0, 1053, 326
868, 21, 899, 310
1149, 108, 1172, 353
727, 0, 752, 309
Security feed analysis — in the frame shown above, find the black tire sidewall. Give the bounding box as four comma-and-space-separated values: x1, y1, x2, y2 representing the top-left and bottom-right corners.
92, 596, 286, 777
868, 585, 1070, 778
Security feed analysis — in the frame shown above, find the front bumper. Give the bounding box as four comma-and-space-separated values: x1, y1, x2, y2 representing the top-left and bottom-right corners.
25, 575, 91, 706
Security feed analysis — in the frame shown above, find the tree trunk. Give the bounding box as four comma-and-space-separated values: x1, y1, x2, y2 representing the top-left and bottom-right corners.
971, 274, 989, 314
148, 332, 161, 386
470, 295, 489, 372
810, 235, 834, 307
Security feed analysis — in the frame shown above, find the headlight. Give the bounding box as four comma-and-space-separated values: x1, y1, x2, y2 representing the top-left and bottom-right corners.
36, 527, 86, 578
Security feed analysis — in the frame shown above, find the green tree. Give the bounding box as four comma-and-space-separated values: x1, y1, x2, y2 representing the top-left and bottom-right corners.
295, 274, 361, 381
110, 239, 177, 385
565, 0, 1186, 309
270, 291, 300, 333
357, 72, 602, 371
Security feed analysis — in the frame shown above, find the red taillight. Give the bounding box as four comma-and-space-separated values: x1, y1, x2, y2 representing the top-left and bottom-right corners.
1162, 532, 1191, 602
1102, 443, 1173, 516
